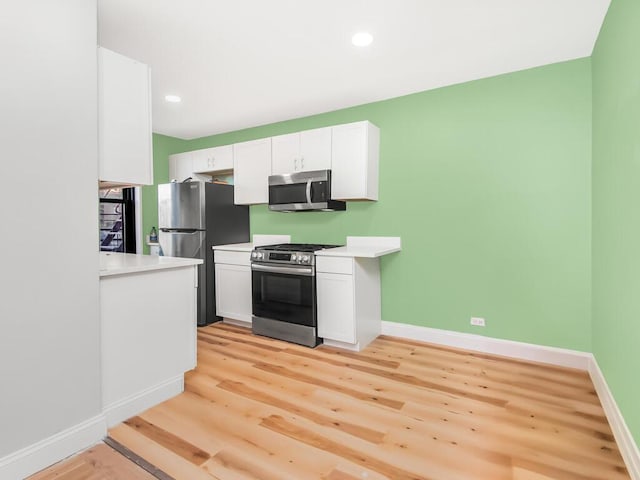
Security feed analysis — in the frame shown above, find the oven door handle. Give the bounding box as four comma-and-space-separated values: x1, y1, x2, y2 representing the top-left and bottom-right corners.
306, 180, 312, 204
251, 263, 315, 276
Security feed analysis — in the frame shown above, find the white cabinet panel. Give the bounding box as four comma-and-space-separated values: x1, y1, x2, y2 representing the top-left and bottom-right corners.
271, 133, 300, 175
215, 263, 252, 323
214, 250, 250, 267
98, 47, 153, 187
271, 127, 331, 175
316, 256, 354, 275
300, 127, 332, 172
168, 152, 194, 183
317, 254, 382, 351
331, 121, 379, 200
233, 138, 272, 205
317, 272, 356, 344
101, 265, 197, 425
192, 145, 233, 173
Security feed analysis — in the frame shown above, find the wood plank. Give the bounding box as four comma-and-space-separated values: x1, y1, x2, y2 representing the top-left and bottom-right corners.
28, 443, 158, 480
124, 416, 211, 466
102, 323, 629, 480
260, 414, 430, 480
109, 423, 221, 480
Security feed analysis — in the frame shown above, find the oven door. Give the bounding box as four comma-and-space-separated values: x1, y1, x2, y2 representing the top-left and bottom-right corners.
251, 263, 315, 327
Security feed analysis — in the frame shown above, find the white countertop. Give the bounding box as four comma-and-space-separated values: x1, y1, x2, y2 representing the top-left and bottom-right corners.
100, 252, 202, 277
211, 236, 401, 258
316, 236, 402, 258
212, 234, 292, 253
315, 244, 401, 258
211, 242, 255, 252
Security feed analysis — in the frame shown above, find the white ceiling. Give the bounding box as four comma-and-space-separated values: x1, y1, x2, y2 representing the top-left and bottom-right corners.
98, 0, 610, 140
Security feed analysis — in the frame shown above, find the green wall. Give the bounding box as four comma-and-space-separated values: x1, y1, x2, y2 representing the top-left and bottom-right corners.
592, 0, 640, 445
141, 134, 188, 254
180, 59, 593, 351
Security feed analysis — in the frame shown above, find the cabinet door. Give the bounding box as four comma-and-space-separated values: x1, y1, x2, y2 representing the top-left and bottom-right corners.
168, 152, 193, 182
215, 263, 252, 323
331, 121, 379, 200
271, 133, 300, 175
317, 272, 356, 343
300, 127, 331, 172
193, 145, 233, 173
233, 138, 272, 204
98, 47, 153, 186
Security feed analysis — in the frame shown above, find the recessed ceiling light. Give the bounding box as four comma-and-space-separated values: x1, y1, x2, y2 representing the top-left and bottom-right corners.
165, 95, 181, 103
352, 32, 373, 47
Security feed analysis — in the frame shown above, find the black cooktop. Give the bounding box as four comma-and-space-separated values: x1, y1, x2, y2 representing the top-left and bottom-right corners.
255, 243, 342, 252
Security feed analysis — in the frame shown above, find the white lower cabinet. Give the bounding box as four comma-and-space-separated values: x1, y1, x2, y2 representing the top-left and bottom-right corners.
317, 272, 356, 343
214, 250, 252, 324
316, 255, 381, 351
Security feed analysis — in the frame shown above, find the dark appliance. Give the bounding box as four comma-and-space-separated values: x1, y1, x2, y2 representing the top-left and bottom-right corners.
268, 169, 346, 212
251, 243, 341, 347
158, 181, 249, 326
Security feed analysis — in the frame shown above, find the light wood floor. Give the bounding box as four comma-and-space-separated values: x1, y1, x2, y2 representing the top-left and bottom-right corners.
107, 323, 629, 480
34, 323, 630, 479
28, 443, 157, 480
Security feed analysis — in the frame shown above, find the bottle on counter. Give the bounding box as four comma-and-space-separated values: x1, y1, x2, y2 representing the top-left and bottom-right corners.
149, 226, 158, 243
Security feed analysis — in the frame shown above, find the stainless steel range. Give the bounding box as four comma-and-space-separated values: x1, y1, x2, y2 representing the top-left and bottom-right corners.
250, 243, 341, 347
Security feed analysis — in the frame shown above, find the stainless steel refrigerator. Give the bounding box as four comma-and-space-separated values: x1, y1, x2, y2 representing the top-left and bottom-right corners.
158, 181, 249, 326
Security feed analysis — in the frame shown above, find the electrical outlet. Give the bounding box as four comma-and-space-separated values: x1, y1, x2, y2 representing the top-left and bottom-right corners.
470, 317, 485, 327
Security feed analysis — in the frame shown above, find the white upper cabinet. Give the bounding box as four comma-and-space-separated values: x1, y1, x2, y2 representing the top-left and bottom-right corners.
233, 138, 272, 204
98, 47, 153, 187
271, 127, 332, 175
331, 121, 379, 201
168, 151, 194, 183
192, 145, 233, 173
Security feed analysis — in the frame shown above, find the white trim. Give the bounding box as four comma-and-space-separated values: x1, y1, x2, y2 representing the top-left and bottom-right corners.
323, 338, 361, 352
222, 317, 252, 328
589, 358, 640, 480
0, 414, 106, 480
103, 375, 184, 428
381, 321, 592, 370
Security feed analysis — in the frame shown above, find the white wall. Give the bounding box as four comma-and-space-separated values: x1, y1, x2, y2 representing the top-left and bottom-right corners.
0, 0, 102, 463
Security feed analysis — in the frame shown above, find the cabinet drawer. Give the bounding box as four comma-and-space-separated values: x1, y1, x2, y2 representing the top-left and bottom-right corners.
214, 250, 250, 266
316, 256, 353, 274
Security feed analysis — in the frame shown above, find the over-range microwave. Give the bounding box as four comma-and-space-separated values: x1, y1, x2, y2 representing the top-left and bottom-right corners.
268, 169, 346, 212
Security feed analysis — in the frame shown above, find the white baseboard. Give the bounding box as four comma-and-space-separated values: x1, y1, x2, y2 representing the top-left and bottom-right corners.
0, 414, 106, 480
323, 338, 361, 352
103, 375, 184, 428
589, 358, 640, 480
222, 317, 251, 328
381, 321, 592, 370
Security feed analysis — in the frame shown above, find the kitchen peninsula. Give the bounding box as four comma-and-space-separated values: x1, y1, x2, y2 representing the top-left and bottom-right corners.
99, 252, 202, 426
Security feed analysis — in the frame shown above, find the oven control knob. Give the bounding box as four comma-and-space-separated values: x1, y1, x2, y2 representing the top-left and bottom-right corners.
251, 251, 257, 259
302, 255, 310, 263
292, 254, 297, 261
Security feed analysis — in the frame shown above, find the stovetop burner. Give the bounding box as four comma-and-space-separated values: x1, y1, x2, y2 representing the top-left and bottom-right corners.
255, 243, 341, 252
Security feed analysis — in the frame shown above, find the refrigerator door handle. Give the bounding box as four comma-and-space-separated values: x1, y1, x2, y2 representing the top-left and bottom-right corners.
160, 228, 199, 234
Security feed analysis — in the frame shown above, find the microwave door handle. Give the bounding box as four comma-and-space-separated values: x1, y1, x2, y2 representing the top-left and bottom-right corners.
306, 180, 312, 204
